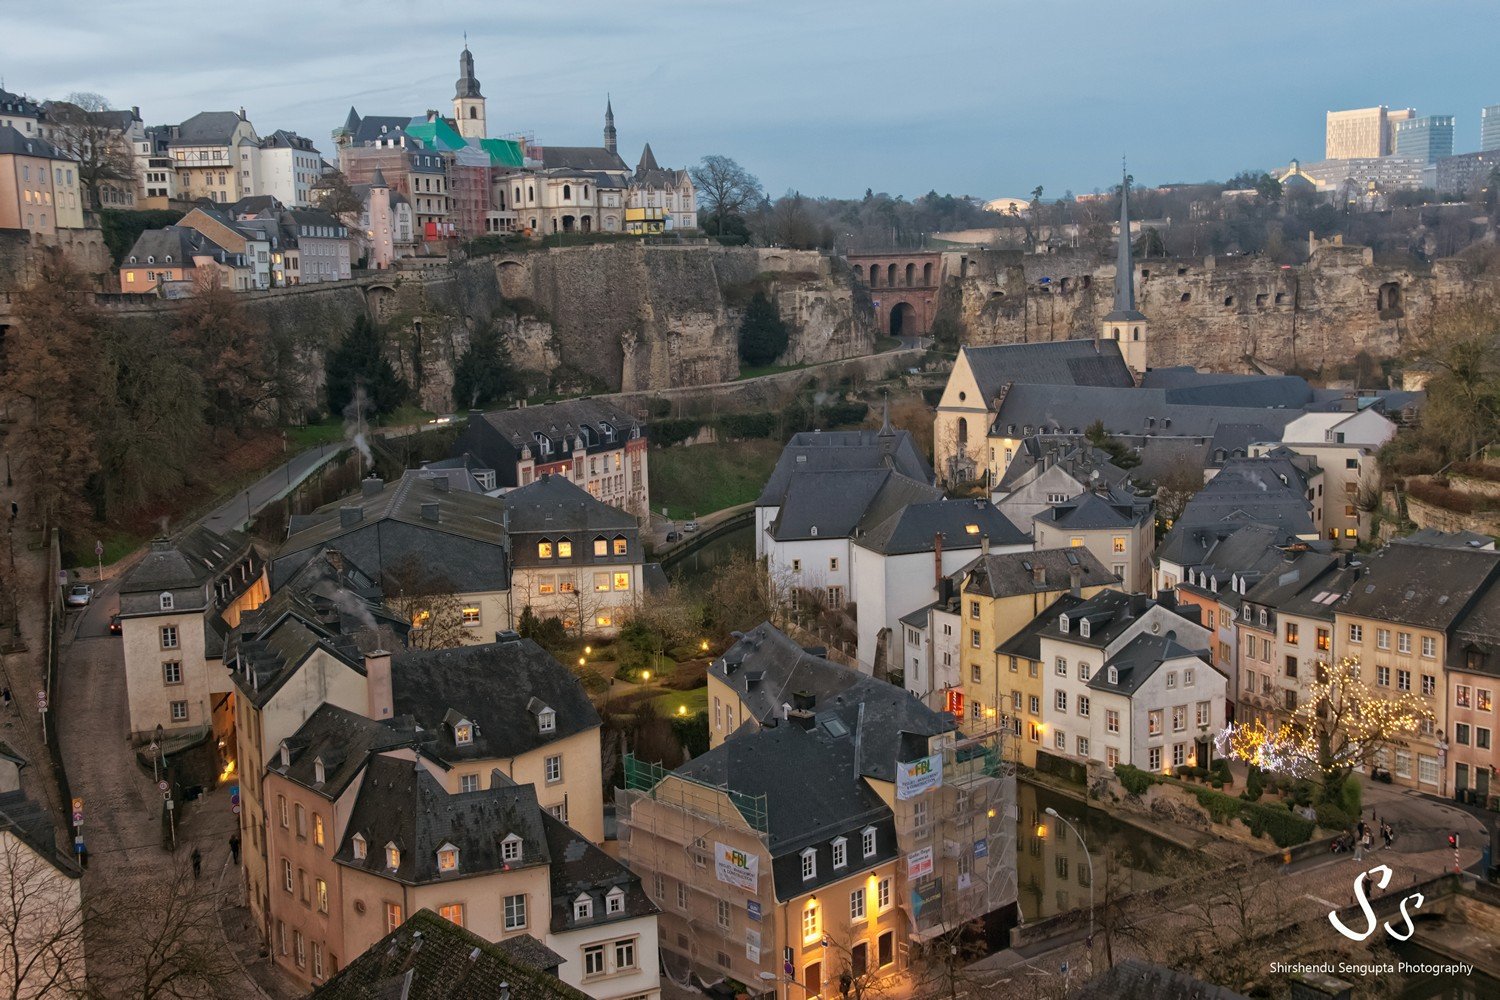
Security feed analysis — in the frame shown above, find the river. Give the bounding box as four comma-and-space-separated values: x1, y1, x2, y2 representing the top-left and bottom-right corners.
662, 521, 754, 587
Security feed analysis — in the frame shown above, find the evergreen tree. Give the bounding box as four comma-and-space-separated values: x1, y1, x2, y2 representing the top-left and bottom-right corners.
324, 314, 407, 418
737, 290, 789, 367
452, 323, 518, 410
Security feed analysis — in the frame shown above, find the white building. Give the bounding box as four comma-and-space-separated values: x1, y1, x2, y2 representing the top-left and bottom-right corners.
1087, 634, 1228, 773
252, 130, 323, 207
1274, 406, 1396, 546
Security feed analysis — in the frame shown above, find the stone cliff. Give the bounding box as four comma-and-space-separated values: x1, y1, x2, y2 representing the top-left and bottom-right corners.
947, 245, 1500, 375
63, 244, 872, 416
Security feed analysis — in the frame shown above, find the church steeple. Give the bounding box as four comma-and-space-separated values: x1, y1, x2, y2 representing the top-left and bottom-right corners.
604, 95, 617, 154
453, 43, 486, 140
1101, 165, 1148, 376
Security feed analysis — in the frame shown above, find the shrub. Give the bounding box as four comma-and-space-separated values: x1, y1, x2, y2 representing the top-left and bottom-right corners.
1174, 765, 1194, 780
1290, 780, 1317, 808
1115, 764, 1158, 796
651, 417, 702, 449
738, 290, 790, 366
1241, 801, 1315, 847
1245, 766, 1265, 801
1210, 779, 1224, 789
1315, 802, 1353, 831
1191, 787, 1242, 824
1211, 759, 1232, 783
1338, 777, 1363, 818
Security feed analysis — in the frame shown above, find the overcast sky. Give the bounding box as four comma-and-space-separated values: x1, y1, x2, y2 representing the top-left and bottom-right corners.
7, 0, 1496, 200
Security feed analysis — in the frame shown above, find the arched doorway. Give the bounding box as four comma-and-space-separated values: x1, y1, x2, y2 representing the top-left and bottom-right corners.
562, 215, 576, 232
890, 301, 917, 337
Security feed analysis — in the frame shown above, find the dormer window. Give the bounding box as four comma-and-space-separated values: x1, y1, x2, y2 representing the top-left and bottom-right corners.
1080, 619, 1092, 639
454, 722, 473, 746
436, 843, 459, 873
557, 538, 573, 559
384, 843, 401, 870
279, 744, 290, 768
800, 848, 817, 881
538, 539, 553, 559
862, 826, 877, 857
1107, 666, 1118, 684
606, 886, 625, 914
352, 833, 367, 860
539, 708, 556, 733
593, 535, 608, 557
160, 592, 174, 610
832, 837, 848, 869
613, 535, 628, 556
573, 894, 593, 920
501, 833, 523, 863
1059, 614, 1070, 634
313, 758, 325, 784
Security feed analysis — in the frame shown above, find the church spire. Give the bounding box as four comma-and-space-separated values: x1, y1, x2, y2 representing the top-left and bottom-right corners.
1114, 166, 1136, 315
604, 95, 617, 154
455, 44, 482, 99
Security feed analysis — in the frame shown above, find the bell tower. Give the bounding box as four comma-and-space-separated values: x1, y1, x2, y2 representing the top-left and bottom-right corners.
1101, 167, 1148, 376
453, 44, 486, 140
604, 95, 617, 154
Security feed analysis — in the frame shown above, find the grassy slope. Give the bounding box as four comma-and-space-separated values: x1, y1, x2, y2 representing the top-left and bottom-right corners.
648, 438, 782, 520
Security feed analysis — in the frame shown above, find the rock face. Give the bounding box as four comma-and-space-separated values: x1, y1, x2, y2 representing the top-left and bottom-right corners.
949, 246, 1500, 374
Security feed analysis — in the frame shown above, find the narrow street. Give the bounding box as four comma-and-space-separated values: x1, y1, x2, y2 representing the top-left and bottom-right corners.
201, 441, 343, 536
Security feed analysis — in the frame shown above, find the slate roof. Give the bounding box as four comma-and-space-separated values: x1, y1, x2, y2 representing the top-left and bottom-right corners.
757, 427, 933, 505
710, 623, 954, 783
455, 399, 643, 483
1171, 524, 1309, 598
988, 384, 1304, 443
311, 908, 589, 1000
1000, 590, 1200, 657
260, 129, 316, 152
347, 112, 418, 146
1205, 422, 1282, 465
1138, 368, 1315, 409
961, 341, 1135, 401
957, 547, 1117, 600
1074, 959, 1250, 1000
538, 146, 629, 173
122, 226, 235, 267
1239, 550, 1341, 614
1447, 581, 1500, 679
122, 526, 251, 596
501, 473, 636, 535
770, 469, 941, 542
541, 812, 657, 934
391, 640, 601, 764
0, 791, 76, 877
0, 124, 69, 159
272, 704, 424, 799
172, 111, 246, 146
273, 471, 509, 592
1033, 487, 1152, 532
336, 754, 549, 886
673, 720, 901, 899
1395, 528, 1496, 551
1338, 543, 1500, 631
854, 497, 1028, 555
995, 435, 1132, 493
1088, 634, 1208, 696
1157, 458, 1319, 568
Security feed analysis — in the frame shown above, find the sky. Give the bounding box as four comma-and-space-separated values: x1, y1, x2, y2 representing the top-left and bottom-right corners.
6, 0, 1498, 201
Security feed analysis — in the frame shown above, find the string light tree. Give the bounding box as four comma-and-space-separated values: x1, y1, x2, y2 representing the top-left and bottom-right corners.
1215, 655, 1433, 808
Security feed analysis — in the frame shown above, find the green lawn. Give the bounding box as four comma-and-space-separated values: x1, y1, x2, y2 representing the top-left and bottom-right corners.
286, 419, 344, 449
736, 361, 811, 381
650, 686, 708, 719
649, 438, 782, 520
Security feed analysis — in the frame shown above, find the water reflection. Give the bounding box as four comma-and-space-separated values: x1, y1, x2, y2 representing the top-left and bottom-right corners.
1015, 779, 1191, 921
663, 522, 754, 587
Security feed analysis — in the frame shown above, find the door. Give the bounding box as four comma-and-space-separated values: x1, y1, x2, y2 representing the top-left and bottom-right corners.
804, 960, 822, 997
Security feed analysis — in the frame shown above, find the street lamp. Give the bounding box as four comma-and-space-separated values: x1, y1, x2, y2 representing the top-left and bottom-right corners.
1045, 807, 1094, 949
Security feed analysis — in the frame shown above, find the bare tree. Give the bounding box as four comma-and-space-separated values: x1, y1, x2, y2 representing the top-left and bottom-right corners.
311, 169, 364, 223
86, 860, 243, 1000
1152, 458, 1205, 526
45, 93, 136, 210
381, 555, 468, 650
0, 833, 87, 1000
907, 924, 988, 1000
689, 155, 762, 235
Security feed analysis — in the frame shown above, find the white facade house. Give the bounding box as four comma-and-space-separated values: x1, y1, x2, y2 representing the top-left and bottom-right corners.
1087, 636, 1228, 773
252, 130, 322, 207
900, 596, 961, 707
1274, 407, 1396, 546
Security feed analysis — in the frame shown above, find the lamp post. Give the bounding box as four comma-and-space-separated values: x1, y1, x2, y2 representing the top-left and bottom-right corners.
1045, 806, 1094, 951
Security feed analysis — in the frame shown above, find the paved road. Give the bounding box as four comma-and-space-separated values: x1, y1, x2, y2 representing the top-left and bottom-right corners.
200, 441, 344, 536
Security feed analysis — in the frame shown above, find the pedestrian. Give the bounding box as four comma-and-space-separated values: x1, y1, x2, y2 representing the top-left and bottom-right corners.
1, 686, 10, 707
191, 847, 202, 879
229, 833, 241, 865
1354, 832, 1364, 861
1383, 822, 1393, 849
1363, 830, 1374, 853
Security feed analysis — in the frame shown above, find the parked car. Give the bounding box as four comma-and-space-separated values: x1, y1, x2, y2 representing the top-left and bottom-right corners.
109, 613, 122, 636
1370, 766, 1393, 784
65, 584, 93, 609
684, 520, 700, 533
664, 531, 682, 543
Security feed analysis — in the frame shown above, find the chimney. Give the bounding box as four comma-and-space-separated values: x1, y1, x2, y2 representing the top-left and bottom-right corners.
339, 506, 363, 528
792, 691, 816, 712
365, 649, 393, 719
1032, 562, 1046, 587
1069, 564, 1084, 597
429, 475, 451, 493
131, 105, 140, 118
933, 532, 944, 588
981, 534, 990, 557
1155, 589, 1178, 610
361, 476, 384, 498
420, 502, 440, 523
238, 107, 247, 121
993, 381, 1013, 414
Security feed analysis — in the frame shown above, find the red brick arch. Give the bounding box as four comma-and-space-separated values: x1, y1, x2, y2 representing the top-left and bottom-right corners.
847, 250, 945, 336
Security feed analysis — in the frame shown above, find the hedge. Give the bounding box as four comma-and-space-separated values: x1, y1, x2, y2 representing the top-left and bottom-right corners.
1115, 764, 1159, 796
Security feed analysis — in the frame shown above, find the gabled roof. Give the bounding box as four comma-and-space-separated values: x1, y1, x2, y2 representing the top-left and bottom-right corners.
1158, 458, 1318, 568
988, 384, 1304, 443
349, 113, 417, 146
770, 468, 940, 542
392, 640, 601, 764
711, 623, 954, 783
538, 146, 629, 173
479, 137, 525, 169
122, 226, 234, 268
672, 720, 900, 898
336, 754, 549, 886
1139, 368, 1314, 409
404, 118, 467, 152
310, 908, 586, 999
0, 124, 69, 160
1171, 524, 1308, 597
758, 427, 932, 505
500, 473, 637, 535
958, 547, 1117, 600
1088, 634, 1208, 696
121, 526, 252, 596
1395, 528, 1496, 551
996, 435, 1132, 493
856, 498, 1029, 555
1240, 550, 1341, 613
1338, 543, 1500, 630
542, 812, 657, 934
172, 111, 247, 146
0, 791, 76, 878
272, 704, 423, 799
962, 341, 1135, 402
1034, 487, 1152, 532
1002, 590, 1198, 656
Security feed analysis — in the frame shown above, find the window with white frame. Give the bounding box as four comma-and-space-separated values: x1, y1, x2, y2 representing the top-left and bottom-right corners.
545, 755, 562, 783
503, 893, 527, 930
850, 887, 866, 921
460, 774, 479, 793
574, 894, 593, 921
501, 833, 523, 863
801, 848, 816, 881
832, 837, 847, 868
862, 826, 877, 857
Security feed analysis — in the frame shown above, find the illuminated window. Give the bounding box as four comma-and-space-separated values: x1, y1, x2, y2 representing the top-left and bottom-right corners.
596, 614, 613, 628
613, 572, 630, 591
593, 537, 607, 557
558, 538, 573, 558
613, 536, 628, 556
437, 846, 458, 872
385, 902, 402, 932
455, 723, 473, 746
316, 878, 328, 911
385, 844, 401, 870
538, 539, 553, 559
439, 903, 464, 927
461, 607, 480, 626
352, 833, 366, 860
1112, 536, 1126, 553
594, 573, 611, 592
313, 814, 325, 847
1070, 537, 1085, 548
802, 900, 820, 941
965, 523, 980, 535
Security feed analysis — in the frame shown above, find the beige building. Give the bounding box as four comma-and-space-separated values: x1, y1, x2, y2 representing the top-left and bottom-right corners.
1031, 487, 1155, 594
0, 792, 85, 1000
1325, 106, 1415, 159
117, 528, 266, 744
167, 110, 260, 204
0, 124, 84, 235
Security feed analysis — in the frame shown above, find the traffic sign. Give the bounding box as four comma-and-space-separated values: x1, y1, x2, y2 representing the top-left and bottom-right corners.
158, 780, 169, 791
71, 798, 83, 813
232, 805, 241, 815
36, 690, 46, 712
72, 812, 83, 825
94, 540, 104, 558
